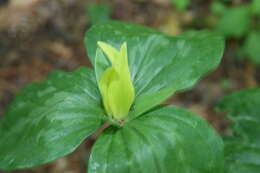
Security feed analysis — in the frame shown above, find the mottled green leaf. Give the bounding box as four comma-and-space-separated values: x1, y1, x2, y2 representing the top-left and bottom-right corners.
0, 67, 104, 170
85, 21, 224, 118
224, 137, 260, 173
216, 88, 260, 173
88, 106, 224, 173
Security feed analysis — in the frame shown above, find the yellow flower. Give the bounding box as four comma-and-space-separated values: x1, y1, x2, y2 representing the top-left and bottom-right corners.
97, 41, 135, 121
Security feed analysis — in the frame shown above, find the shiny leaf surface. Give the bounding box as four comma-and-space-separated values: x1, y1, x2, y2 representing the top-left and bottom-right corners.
0, 67, 104, 170
88, 106, 224, 173
216, 88, 260, 173
85, 21, 224, 118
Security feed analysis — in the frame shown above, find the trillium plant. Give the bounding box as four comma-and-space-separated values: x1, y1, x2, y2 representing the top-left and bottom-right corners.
0, 21, 225, 173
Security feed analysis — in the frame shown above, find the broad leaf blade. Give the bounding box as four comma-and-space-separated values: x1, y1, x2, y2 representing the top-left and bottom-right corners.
216, 88, 260, 173
85, 21, 224, 117
0, 67, 104, 170
88, 106, 224, 173
224, 138, 260, 173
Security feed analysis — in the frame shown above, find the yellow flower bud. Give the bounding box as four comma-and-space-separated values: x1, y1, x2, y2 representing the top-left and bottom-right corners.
97, 41, 135, 121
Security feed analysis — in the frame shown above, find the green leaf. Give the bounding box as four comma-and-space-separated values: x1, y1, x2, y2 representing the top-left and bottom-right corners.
0, 67, 104, 170
211, 1, 227, 15
217, 88, 260, 143
216, 88, 260, 173
242, 31, 260, 64
252, 0, 260, 16
170, 0, 190, 11
85, 21, 225, 118
224, 137, 260, 173
88, 106, 224, 173
216, 6, 251, 38
86, 3, 112, 25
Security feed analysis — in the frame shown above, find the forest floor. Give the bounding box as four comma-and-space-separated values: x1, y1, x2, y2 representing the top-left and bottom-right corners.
0, 0, 259, 173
